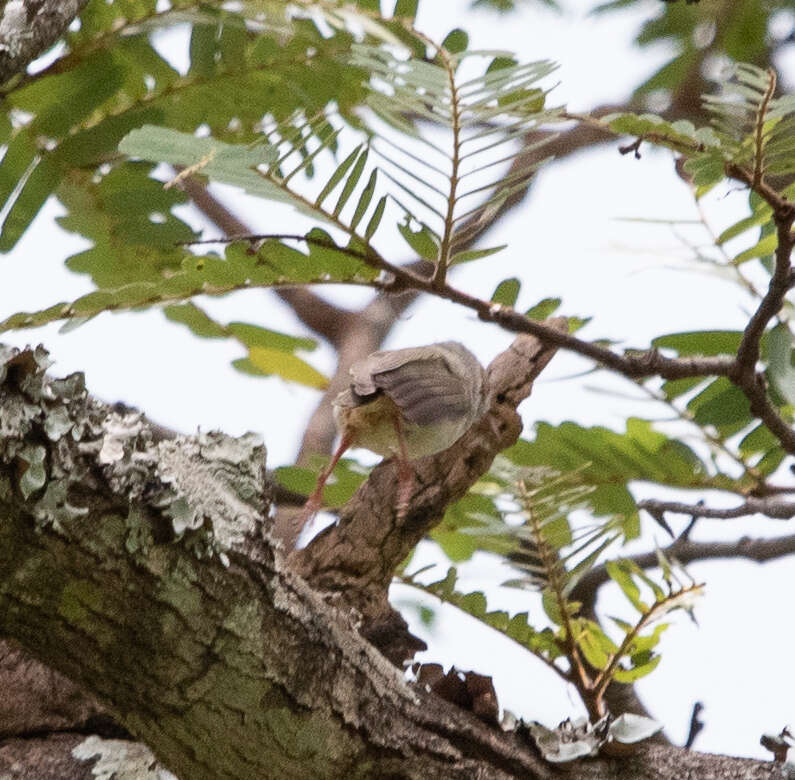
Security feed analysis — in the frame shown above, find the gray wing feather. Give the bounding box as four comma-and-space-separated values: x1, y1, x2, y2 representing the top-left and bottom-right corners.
368, 359, 469, 425
347, 341, 485, 425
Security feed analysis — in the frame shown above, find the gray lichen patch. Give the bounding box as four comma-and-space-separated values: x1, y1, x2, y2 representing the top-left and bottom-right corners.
155, 430, 268, 551
1, 344, 271, 559
17, 444, 46, 498
72, 735, 178, 780
32, 478, 88, 532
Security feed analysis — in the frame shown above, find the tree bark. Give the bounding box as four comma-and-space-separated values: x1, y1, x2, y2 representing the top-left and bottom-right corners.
0, 0, 89, 86
0, 343, 783, 779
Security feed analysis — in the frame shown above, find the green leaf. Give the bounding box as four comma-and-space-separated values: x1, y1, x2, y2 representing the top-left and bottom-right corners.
491, 278, 520, 307
364, 195, 387, 241
660, 376, 706, 401
653, 330, 743, 357
442, 28, 469, 54
526, 297, 562, 320
626, 623, 669, 654
683, 152, 726, 192
315, 145, 363, 207
227, 323, 317, 353
397, 218, 439, 260
612, 653, 661, 683
164, 303, 227, 339
0, 156, 64, 251
606, 560, 647, 613
716, 201, 772, 245
767, 323, 795, 405
273, 464, 317, 497
542, 587, 564, 625
449, 245, 507, 266
433, 493, 507, 562
333, 148, 369, 218
393, 0, 419, 20
350, 169, 378, 231
576, 620, 618, 670
732, 232, 778, 265
243, 347, 328, 389
687, 377, 751, 432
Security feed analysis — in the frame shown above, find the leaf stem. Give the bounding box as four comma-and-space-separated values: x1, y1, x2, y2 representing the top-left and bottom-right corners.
752, 68, 776, 188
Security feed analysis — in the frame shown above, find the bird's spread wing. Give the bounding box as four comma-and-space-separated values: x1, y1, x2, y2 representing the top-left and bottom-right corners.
349, 346, 472, 426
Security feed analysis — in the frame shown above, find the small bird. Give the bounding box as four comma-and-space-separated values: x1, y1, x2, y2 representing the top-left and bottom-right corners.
302, 341, 490, 521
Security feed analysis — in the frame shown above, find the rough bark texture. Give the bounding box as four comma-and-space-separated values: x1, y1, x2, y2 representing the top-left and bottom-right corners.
0, 343, 784, 779
0, 0, 88, 85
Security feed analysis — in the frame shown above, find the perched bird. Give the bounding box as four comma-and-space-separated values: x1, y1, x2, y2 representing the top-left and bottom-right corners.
302, 341, 490, 521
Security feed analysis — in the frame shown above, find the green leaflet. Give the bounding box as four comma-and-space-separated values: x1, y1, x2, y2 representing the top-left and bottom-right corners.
164, 303, 324, 387
491, 278, 521, 307
405, 567, 564, 662
0, 7, 367, 252
245, 347, 328, 389
503, 418, 734, 537
0, 238, 379, 334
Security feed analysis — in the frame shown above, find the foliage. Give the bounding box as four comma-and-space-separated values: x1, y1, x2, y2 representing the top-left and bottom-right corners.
594, 0, 792, 103
404, 465, 703, 723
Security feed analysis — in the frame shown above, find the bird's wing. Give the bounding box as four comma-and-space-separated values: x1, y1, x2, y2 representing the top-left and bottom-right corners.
349, 346, 472, 426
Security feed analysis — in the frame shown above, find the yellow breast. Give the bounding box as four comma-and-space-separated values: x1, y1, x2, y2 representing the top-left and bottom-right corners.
334, 394, 470, 460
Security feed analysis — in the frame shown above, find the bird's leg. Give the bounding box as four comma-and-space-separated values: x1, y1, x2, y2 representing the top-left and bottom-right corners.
392, 414, 414, 522
300, 431, 354, 523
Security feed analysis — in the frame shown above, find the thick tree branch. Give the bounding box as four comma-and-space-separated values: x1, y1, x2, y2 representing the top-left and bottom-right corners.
0, 344, 557, 779
0, 0, 88, 86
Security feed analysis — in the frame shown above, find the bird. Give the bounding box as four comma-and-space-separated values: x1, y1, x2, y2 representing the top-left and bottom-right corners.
301, 341, 490, 522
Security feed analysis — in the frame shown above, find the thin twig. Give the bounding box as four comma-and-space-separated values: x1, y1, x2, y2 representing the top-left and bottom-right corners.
637, 497, 795, 521
684, 702, 705, 750
179, 176, 357, 348
571, 532, 795, 602
752, 69, 776, 188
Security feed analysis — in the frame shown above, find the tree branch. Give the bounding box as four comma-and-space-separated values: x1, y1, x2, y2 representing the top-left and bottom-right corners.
0, 0, 88, 86
5, 345, 781, 779
0, 344, 560, 779
727, 185, 795, 451
292, 325, 566, 663
571, 532, 795, 603
179, 177, 359, 347
371, 262, 735, 380
638, 497, 795, 521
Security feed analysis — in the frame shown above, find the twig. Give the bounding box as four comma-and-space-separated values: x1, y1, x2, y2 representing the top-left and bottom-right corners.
752, 69, 776, 188
637, 497, 795, 521
179, 176, 358, 348
684, 702, 705, 750
571, 531, 795, 601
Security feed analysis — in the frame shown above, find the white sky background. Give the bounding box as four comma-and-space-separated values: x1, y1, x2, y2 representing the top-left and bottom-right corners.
3, 0, 795, 760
